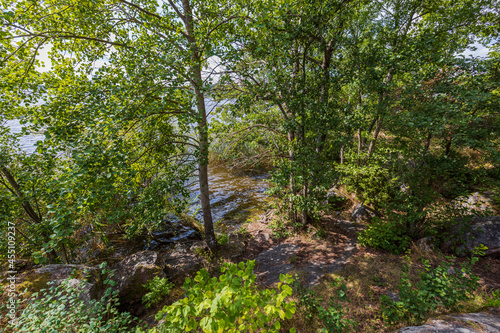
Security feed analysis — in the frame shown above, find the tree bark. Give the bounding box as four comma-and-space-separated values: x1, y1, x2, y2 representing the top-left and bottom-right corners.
182, 0, 217, 250
0, 166, 58, 262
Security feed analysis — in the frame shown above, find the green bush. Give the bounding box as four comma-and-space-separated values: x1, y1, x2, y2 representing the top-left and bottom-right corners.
295, 277, 355, 332
14, 263, 135, 332
358, 217, 412, 254
144, 260, 296, 333
381, 255, 480, 325
142, 277, 174, 309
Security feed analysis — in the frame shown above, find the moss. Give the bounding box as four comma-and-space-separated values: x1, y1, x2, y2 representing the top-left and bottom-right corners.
16, 273, 51, 296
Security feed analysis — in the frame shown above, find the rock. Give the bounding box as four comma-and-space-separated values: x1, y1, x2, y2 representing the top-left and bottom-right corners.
113, 250, 166, 315
322, 187, 347, 208
416, 237, 434, 252
189, 240, 208, 254
226, 234, 247, 258
255, 244, 299, 284
52, 278, 97, 306
302, 262, 325, 286
387, 291, 400, 302
244, 221, 273, 244
17, 264, 101, 297
351, 204, 376, 223
164, 251, 203, 279
255, 243, 299, 266
395, 307, 500, 332
254, 233, 271, 242
444, 216, 500, 256
455, 192, 494, 213
245, 222, 269, 234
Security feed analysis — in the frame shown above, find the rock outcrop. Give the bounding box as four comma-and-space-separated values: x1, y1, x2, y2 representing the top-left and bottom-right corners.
444, 216, 500, 256
396, 307, 500, 332
16, 264, 102, 305
113, 250, 166, 315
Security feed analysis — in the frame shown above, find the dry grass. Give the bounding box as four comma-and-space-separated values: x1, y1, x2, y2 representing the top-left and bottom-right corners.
279, 242, 500, 333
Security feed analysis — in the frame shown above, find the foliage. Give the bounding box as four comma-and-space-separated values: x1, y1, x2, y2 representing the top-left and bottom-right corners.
358, 183, 489, 254
381, 255, 480, 325
359, 217, 412, 254
14, 263, 135, 332
483, 290, 500, 307
216, 233, 229, 246
295, 277, 355, 332
142, 277, 174, 310
144, 260, 296, 333
269, 218, 293, 239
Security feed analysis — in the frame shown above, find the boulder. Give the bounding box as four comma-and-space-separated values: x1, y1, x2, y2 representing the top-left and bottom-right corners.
113, 250, 166, 315
16, 264, 102, 300
323, 187, 347, 208
164, 251, 203, 280
396, 307, 500, 332
444, 216, 500, 256
454, 192, 494, 213
351, 204, 376, 223
416, 237, 435, 252
255, 243, 299, 284
54, 278, 97, 305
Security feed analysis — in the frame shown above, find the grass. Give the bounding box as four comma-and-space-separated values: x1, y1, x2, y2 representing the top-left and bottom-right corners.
278, 242, 500, 333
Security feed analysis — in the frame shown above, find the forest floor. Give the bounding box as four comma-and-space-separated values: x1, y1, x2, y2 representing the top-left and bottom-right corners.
206, 209, 500, 333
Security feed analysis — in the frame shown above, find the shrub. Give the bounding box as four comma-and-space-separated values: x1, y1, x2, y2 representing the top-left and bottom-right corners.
14, 263, 135, 332
381, 255, 480, 325
143, 260, 296, 333
295, 277, 355, 332
142, 277, 174, 309
358, 217, 412, 254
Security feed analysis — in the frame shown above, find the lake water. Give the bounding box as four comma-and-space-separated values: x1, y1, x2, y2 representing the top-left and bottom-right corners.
4, 117, 269, 238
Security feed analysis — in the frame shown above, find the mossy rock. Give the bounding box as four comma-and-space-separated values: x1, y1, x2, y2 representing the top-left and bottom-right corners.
15, 264, 101, 297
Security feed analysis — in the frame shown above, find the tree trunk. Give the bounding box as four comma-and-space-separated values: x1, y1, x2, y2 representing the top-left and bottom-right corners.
445, 137, 453, 156
183, 0, 217, 250
0, 166, 58, 262
288, 130, 296, 224
367, 117, 382, 159
424, 132, 432, 153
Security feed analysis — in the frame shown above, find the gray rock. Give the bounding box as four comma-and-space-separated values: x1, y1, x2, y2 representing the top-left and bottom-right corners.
416, 237, 435, 252
396, 308, 500, 332
446, 216, 500, 256
31, 264, 100, 281
22, 264, 102, 296
455, 192, 494, 213
189, 240, 208, 253
19, 264, 104, 307
113, 250, 166, 314
255, 244, 299, 285
255, 243, 299, 266
351, 204, 376, 223
256, 263, 295, 285
52, 278, 97, 306
387, 291, 400, 302
302, 262, 325, 286
164, 251, 203, 278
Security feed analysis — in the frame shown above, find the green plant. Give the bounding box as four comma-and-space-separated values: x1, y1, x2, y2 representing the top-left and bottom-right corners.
14, 263, 135, 332
269, 219, 293, 239
144, 260, 296, 333
358, 217, 412, 254
314, 228, 327, 240
216, 233, 229, 246
142, 277, 174, 309
381, 255, 480, 325
295, 277, 355, 332
484, 290, 500, 307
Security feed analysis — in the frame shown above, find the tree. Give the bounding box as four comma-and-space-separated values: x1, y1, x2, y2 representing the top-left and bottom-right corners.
216, 0, 356, 226
1, 0, 240, 257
